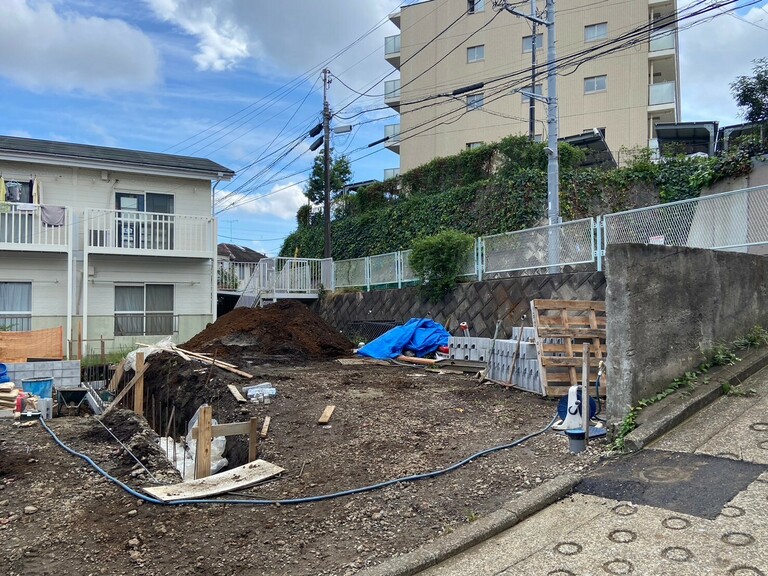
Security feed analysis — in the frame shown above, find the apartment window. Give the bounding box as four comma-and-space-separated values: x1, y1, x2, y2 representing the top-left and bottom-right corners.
0, 282, 31, 332
522, 34, 544, 52
115, 191, 175, 250
584, 22, 608, 42
467, 93, 484, 111
584, 75, 607, 94
466, 142, 484, 150
115, 284, 174, 336
467, 45, 485, 63
520, 84, 543, 101
468, 0, 485, 13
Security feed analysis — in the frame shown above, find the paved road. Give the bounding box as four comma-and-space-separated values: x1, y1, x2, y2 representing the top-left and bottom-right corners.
417, 367, 768, 575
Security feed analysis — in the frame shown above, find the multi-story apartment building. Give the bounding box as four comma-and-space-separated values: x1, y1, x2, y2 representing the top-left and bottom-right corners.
0, 136, 234, 356
383, 0, 681, 173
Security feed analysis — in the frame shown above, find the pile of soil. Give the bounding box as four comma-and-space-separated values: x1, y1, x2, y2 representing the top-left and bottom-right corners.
184, 301, 353, 361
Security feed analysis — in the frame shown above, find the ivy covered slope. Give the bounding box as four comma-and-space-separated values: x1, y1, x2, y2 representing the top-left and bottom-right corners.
280, 135, 761, 260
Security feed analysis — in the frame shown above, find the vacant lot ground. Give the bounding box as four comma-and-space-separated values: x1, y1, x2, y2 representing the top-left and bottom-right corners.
0, 305, 608, 575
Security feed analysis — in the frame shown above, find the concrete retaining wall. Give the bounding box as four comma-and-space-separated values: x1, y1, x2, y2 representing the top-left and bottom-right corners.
4, 360, 81, 390
605, 243, 768, 422
314, 272, 606, 339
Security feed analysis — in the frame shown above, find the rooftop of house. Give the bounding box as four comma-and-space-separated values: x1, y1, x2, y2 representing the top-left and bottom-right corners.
217, 243, 266, 262
0, 135, 235, 180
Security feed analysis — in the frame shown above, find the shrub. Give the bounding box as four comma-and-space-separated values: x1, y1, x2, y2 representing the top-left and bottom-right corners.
409, 230, 474, 303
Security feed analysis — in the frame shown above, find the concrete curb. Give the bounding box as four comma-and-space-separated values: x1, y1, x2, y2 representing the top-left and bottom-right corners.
356, 473, 582, 576
624, 347, 768, 452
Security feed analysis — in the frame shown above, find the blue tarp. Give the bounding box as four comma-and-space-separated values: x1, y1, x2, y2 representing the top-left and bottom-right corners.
358, 318, 450, 359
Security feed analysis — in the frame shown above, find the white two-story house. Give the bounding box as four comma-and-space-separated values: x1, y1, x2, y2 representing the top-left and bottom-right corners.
0, 135, 234, 357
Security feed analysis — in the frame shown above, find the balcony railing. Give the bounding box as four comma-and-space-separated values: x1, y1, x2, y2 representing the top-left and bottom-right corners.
0, 204, 70, 252
650, 29, 675, 52
385, 123, 401, 142
384, 79, 401, 101
385, 34, 400, 56
384, 167, 400, 180
649, 81, 676, 106
85, 209, 213, 256
217, 260, 259, 292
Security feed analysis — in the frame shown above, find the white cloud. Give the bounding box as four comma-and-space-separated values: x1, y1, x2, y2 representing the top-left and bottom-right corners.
217, 182, 306, 221
679, 4, 768, 125
0, 0, 159, 92
144, 0, 400, 87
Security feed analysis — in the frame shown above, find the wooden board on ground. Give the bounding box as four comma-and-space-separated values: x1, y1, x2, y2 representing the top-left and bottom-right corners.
260, 416, 271, 439
530, 299, 607, 398
143, 459, 284, 502
336, 358, 390, 366
318, 405, 335, 425
227, 384, 247, 403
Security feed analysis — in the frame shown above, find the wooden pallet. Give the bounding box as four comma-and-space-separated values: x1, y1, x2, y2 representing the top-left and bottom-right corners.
530, 299, 607, 398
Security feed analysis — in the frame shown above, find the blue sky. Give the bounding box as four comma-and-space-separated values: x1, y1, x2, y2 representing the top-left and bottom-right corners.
0, 0, 766, 256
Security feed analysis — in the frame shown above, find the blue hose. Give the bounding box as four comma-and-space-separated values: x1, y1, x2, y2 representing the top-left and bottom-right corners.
40, 415, 557, 507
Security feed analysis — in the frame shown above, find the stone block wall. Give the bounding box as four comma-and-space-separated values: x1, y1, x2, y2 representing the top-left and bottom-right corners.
4, 360, 81, 389
314, 272, 606, 339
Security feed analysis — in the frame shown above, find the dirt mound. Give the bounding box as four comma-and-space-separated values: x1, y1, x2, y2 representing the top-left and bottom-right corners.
183, 301, 352, 361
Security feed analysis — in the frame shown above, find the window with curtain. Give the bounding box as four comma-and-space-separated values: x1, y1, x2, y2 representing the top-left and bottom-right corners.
0, 282, 31, 331
115, 284, 174, 336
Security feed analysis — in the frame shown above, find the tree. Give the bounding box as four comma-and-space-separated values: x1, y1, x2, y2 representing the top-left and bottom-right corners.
731, 58, 768, 124
304, 151, 352, 206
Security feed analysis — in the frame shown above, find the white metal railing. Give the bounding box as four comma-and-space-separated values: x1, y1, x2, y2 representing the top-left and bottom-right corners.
603, 185, 768, 253
385, 34, 401, 56
649, 81, 676, 106
217, 260, 258, 291
649, 29, 675, 52
86, 209, 213, 254
235, 257, 331, 307
384, 79, 401, 100
0, 204, 69, 250
483, 218, 595, 274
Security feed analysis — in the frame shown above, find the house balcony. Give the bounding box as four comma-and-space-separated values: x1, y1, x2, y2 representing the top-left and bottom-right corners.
384, 167, 400, 181
649, 29, 675, 56
385, 34, 401, 69
648, 81, 676, 111
389, 10, 401, 28
85, 209, 214, 258
384, 123, 401, 154
217, 260, 258, 293
384, 79, 401, 112
0, 204, 70, 253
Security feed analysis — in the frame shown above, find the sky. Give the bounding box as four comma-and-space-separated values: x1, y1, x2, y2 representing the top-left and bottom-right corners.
0, 0, 766, 256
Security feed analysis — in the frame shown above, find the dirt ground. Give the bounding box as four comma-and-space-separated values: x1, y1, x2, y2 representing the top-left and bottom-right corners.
0, 305, 609, 576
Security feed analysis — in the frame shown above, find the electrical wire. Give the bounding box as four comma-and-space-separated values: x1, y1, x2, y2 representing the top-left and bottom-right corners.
39, 414, 557, 506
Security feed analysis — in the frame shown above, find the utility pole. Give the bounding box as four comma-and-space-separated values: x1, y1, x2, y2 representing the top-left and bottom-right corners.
529, 0, 537, 141
322, 68, 332, 259
497, 0, 559, 269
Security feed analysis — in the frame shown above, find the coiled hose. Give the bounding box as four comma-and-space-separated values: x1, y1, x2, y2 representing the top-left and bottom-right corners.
40, 415, 557, 507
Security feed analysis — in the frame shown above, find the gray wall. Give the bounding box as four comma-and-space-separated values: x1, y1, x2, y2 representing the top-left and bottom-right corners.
5, 360, 81, 390
315, 272, 606, 339
605, 243, 768, 422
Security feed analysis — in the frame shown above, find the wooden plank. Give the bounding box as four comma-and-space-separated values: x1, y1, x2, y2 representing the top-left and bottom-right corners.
227, 384, 247, 404
133, 352, 145, 415
248, 417, 259, 463
541, 357, 605, 367
101, 362, 151, 416
536, 328, 606, 338
395, 355, 436, 366
532, 299, 605, 311
194, 405, 212, 480
318, 405, 335, 425
143, 459, 284, 502
260, 415, 271, 439
190, 420, 251, 439
108, 359, 125, 393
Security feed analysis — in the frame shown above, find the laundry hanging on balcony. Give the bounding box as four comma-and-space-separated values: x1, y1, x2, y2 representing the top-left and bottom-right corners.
41, 205, 65, 226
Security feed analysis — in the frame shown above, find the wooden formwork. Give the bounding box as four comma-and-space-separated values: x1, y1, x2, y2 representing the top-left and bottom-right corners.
530, 299, 607, 398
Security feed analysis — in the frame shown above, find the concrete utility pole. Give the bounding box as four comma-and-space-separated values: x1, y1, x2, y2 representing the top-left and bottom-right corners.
529, 0, 537, 141
322, 68, 332, 259
497, 0, 559, 268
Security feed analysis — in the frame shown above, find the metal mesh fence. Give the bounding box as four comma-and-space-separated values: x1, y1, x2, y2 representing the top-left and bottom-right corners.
369, 252, 398, 286
603, 186, 768, 251
343, 320, 399, 345
483, 218, 595, 274
334, 257, 367, 288
400, 250, 417, 283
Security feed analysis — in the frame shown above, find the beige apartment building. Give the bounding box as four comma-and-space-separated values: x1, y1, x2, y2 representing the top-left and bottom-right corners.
382, 0, 681, 174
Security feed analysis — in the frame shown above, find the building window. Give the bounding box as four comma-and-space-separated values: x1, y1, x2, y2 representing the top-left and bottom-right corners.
115, 284, 174, 336
467, 45, 485, 63
0, 282, 31, 332
520, 84, 543, 101
584, 22, 608, 42
522, 34, 544, 52
468, 0, 485, 13
584, 75, 607, 94
466, 142, 484, 150
467, 93, 484, 111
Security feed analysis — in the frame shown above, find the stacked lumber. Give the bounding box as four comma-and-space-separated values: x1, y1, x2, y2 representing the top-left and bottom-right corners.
530, 299, 607, 398
0, 383, 19, 409
135, 343, 253, 379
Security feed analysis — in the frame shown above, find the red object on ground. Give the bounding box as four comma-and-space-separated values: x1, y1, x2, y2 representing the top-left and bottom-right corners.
15, 392, 26, 412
